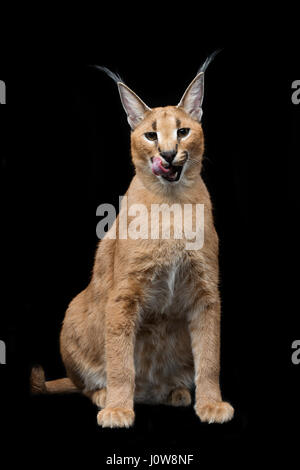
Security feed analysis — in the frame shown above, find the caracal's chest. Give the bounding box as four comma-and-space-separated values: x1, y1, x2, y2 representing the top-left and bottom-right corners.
141, 247, 197, 318
134, 250, 196, 400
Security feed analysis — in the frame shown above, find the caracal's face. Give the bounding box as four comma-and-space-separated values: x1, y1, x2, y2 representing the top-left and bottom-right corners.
131, 106, 204, 187
97, 56, 217, 188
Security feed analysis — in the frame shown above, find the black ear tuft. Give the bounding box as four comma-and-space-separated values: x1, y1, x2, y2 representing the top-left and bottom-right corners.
198, 49, 222, 74
92, 65, 124, 85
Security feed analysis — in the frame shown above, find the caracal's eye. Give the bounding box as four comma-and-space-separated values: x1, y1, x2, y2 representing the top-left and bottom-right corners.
145, 132, 158, 141
177, 128, 190, 138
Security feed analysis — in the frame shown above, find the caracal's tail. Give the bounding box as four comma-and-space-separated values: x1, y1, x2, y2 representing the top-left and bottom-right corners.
30, 365, 79, 394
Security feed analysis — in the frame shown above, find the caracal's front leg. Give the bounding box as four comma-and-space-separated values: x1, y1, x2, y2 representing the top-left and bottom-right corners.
97, 282, 140, 428
189, 298, 234, 423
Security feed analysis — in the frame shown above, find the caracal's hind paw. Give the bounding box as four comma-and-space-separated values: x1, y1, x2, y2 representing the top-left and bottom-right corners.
168, 387, 192, 407
91, 388, 107, 408
84, 387, 107, 408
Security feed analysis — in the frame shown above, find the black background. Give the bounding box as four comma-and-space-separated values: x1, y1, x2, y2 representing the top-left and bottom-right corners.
1, 14, 299, 468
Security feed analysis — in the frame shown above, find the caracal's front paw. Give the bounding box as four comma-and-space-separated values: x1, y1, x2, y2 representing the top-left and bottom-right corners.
169, 387, 192, 407
196, 401, 234, 424
97, 407, 135, 428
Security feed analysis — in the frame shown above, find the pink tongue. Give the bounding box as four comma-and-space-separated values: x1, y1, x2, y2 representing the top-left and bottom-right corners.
151, 157, 170, 176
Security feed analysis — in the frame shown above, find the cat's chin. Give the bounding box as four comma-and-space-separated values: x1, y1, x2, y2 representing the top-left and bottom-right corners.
160, 165, 183, 183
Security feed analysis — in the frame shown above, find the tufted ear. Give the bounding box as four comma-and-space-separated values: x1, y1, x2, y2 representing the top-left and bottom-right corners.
94, 65, 151, 129
177, 72, 204, 122
117, 82, 151, 129
177, 49, 221, 121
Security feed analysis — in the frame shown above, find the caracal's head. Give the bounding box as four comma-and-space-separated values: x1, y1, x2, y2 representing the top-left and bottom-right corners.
96, 51, 219, 192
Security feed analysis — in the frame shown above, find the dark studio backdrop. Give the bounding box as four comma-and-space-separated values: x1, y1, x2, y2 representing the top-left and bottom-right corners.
1, 21, 299, 467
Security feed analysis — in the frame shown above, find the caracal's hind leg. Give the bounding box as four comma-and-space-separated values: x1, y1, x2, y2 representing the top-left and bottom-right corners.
167, 387, 192, 407
84, 388, 107, 408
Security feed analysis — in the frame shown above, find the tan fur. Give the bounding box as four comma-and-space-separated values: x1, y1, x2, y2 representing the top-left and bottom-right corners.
30, 365, 78, 394
31, 78, 234, 427
167, 387, 192, 407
